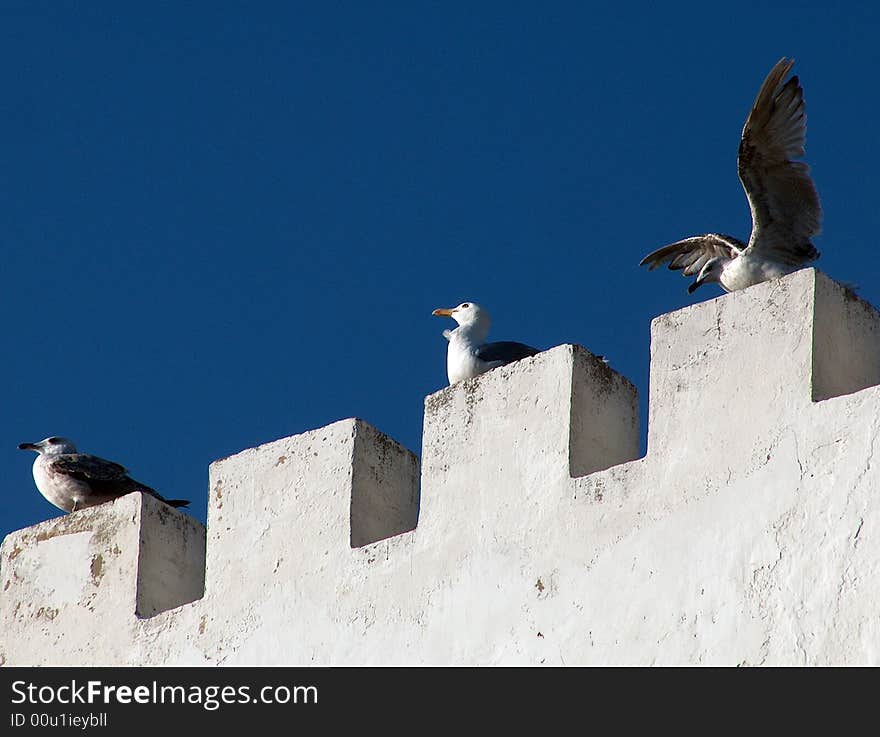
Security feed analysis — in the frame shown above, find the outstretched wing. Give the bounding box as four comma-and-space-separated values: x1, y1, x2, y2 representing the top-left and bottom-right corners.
640, 233, 744, 276
476, 341, 540, 365
738, 58, 821, 265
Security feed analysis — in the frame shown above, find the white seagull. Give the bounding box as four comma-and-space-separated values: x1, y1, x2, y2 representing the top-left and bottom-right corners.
18, 436, 189, 513
432, 302, 540, 385
640, 57, 821, 293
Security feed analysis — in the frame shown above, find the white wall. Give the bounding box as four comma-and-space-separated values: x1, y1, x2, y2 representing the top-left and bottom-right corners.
3, 269, 879, 665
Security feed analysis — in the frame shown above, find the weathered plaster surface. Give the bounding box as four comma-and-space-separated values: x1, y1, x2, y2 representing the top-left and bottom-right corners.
2, 269, 878, 665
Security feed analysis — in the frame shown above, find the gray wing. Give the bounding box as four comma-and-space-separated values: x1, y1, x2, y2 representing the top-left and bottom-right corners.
738, 58, 821, 265
476, 341, 540, 364
640, 233, 745, 276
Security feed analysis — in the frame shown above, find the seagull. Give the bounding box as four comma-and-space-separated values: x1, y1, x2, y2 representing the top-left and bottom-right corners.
640, 57, 821, 293
432, 302, 540, 385
18, 436, 189, 513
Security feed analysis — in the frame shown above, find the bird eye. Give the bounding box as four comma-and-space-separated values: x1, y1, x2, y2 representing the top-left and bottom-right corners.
48, 437, 59, 444
462, 303, 470, 308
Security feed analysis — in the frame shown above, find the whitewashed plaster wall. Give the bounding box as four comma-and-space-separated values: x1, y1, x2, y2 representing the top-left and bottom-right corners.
2, 269, 879, 665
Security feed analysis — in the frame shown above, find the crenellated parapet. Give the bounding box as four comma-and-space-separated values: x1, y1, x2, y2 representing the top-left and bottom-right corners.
3, 269, 880, 665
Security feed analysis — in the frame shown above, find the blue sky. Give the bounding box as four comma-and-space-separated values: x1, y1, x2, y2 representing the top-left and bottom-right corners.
3, 2, 879, 539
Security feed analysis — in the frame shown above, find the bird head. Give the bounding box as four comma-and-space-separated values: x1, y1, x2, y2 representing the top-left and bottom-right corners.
18, 436, 78, 456
689, 258, 727, 294
432, 301, 490, 329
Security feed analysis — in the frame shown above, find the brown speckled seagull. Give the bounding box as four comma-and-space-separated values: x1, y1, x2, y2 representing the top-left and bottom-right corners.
640, 58, 821, 293
18, 436, 189, 513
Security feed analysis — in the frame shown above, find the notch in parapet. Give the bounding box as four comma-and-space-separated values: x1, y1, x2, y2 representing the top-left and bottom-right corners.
419, 344, 639, 523
811, 271, 880, 402
0, 494, 205, 664
135, 495, 207, 616
350, 421, 420, 547
568, 345, 640, 478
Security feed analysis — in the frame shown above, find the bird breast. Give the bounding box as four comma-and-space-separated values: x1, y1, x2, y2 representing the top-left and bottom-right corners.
32, 457, 84, 512
446, 340, 486, 384
720, 253, 794, 292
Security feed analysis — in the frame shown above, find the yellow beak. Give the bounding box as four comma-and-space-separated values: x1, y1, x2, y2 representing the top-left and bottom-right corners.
432, 308, 455, 317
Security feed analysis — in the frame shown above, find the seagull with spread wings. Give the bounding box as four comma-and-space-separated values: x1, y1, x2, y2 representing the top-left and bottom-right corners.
640, 58, 821, 294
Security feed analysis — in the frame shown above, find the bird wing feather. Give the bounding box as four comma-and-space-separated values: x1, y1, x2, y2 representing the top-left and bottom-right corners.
48, 453, 130, 482
640, 234, 744, 276
738, 57, 821, 265
475, 341, 540, 364
47, 453, 186, 506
